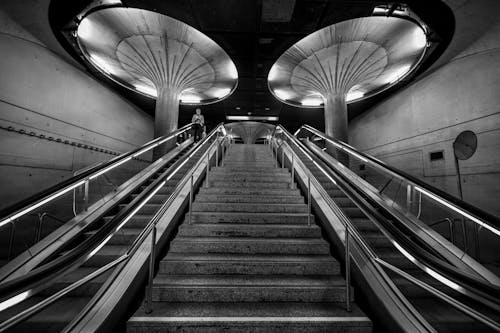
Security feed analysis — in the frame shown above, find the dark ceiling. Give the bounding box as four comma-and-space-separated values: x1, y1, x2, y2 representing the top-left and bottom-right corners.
49, 0, 454, 133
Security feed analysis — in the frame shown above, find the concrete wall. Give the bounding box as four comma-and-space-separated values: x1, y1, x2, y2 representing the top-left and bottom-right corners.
0, 9, 154, 209
348, 0, 500, 220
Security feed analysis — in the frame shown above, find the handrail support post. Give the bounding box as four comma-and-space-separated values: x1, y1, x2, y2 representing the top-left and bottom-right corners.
290, 154, 295, 189
145, 223, 157, 314
345, 226, 352, 312
84, 180, 89, 211
281, 148, 284, 168
189, 174, 194, 225
205, 154, 210, 188
307, 176, 311, 226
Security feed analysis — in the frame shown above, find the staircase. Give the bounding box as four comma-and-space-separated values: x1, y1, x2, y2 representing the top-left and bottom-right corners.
128, 144, 372, 332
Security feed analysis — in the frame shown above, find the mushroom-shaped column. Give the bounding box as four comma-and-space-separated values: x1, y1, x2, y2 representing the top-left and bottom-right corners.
268, 16, 427, 143
225, 122, 276, 144
76, 8, 237, 151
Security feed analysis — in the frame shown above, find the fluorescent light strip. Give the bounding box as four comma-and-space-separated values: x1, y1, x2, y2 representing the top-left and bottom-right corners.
0, 290, 32, 312
0, 180, 86, 227
415, 187, 500, 237
226, 116, 279, 121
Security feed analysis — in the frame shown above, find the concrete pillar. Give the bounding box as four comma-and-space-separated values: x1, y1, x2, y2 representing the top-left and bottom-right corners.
153, 87, 180, 159
324, 94, 349, 164
324, 94, 348, 142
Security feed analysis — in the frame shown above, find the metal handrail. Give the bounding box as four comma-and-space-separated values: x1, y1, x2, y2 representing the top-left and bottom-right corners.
273, 125, 500, 331
297, 124, 500, 237
144, 128, 230, 313
0, 123, 194, 229
0, 124, 228, 332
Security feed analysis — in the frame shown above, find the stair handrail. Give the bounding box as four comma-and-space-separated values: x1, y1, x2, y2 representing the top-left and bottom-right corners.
0, 123, 194, 230
274, 125, 500, 331
297, 124, 500, 237
0, 123, 228, 331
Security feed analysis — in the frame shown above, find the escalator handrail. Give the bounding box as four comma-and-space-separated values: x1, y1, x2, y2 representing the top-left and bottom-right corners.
0, 123, 194, 229
298, 124, 500, 235
276, 125, 500, 324
0, 124, 227, 326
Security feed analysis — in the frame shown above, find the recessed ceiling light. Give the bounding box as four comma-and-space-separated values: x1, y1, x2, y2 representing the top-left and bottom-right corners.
236, 106, 241, 110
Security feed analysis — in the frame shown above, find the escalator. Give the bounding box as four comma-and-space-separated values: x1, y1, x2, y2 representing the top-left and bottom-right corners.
271, 125, 500, 332
0, 124, 229, 332
1, 121, 499, 332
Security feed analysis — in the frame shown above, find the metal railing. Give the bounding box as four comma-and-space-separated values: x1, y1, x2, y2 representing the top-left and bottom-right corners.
0, 124, 229, 332
272, 125, 500, 331
144, 127, 230, 313
269, 132, 351, 311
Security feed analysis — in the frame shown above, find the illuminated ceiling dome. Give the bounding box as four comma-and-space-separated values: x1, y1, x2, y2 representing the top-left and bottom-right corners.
267, 16, 427, 141
224, 121, 276, 144
76, 7, 238, 145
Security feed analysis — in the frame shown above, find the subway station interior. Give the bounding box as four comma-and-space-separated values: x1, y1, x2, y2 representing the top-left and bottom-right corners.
0, 0, 499, 332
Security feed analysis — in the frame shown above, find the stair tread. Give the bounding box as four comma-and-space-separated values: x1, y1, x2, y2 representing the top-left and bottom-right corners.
153, 274, 345, 287
129, 301, 370, 320
163, 253, 338, 263
172, 236, 327, 243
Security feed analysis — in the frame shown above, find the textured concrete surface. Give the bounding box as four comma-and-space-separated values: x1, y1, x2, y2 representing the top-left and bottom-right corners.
0, 9, 153, 209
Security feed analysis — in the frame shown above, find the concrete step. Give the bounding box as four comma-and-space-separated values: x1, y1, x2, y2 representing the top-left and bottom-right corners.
198, 187, 301, 196
192, 202, 308, 213
208, 174, 291, 182
151, 275, 351, 302
186, 212, 314, 224
222, 162, 276, 168
169, 237, 330, 255
210, 168, 290, 175
194, 194, 304, 204
177, 223, 321, 238
127, 302, 372, 333
207, 181, 292, 189
211, 167, 290, 174
160, 253, 340, 275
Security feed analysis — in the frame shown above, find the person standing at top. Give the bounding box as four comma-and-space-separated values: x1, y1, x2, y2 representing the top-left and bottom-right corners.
191, 108, 205, 142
